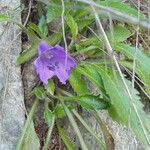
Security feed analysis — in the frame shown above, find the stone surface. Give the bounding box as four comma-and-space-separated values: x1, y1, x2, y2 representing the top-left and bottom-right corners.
0, 1, 25, 149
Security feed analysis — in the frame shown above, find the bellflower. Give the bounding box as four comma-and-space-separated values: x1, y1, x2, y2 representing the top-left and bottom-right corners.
34, 42, 76, 84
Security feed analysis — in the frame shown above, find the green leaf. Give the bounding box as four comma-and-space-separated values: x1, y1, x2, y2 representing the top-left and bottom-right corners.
77, 65, 107, 97
74, 8, 90, 19
28, 22, 42, 37
46, 0, 62, 23
66, 14, 78, 41
34, 87, 45, 100
47, 4, 61, 23
47, 8, 56, 23
45, 79, 55, 95
54, 104, 73, 119
77, 95, 109, 111
115, 43, 150, 74
106, 25, 131, 43
45, 32, 62, 45
77, 18, 94, 30
69, 69, 89, 95
76, 37, 102, 52
94, 64, 150, 146
38, 15, 48, 38
44, 106, 54, 126
99, 0, 147, 20
57, 124, 76, 150
21, 121, 40, 150
121, 61, 150, 95
134, 66, 150, 95
16, 46, 37, 65
77, 45, 100, 54
78, 63, 150, 145
55, 104, 66, 119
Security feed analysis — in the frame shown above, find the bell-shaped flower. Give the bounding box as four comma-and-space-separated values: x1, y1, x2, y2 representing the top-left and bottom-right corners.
34, 42, 76, 84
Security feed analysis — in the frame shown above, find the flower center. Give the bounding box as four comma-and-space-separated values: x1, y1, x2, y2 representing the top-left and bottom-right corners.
44, 51, 53, 59
47, 65, 55, 71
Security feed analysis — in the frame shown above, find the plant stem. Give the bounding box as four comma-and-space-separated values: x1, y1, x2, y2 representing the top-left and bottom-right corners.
73, 109, 106, 150
92, 111, 114, 150
43, 115, 55, 150
60, 99, 88, 150
16, 99, 39, 150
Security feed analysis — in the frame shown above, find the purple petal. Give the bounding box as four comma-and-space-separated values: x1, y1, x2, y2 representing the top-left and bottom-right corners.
38, 42, 49, 55
34, 57, 54, 84
65, 57, 76, 70
34, 42, 77, 84
55, 63, 69, 84
50, 45, 76, 69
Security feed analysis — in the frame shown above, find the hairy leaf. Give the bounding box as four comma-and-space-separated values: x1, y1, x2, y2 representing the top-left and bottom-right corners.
66, 14, 78, 41
95, 64, 150, 146
115, 43, 150, 74
106, 25, 131, 43
28, 22, 42, 37
121, 61, 150, 95
16, 46, 37, 65
69, 69, 89, 95
99, 0, 147, 20
77, 65, 107, 97
44, 106, 54, 126
46, 2, 62, 23
79, 64, 150, 145
77, 95, 109, 111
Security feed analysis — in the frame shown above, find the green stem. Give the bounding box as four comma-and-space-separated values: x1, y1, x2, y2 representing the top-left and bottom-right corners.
43, 115, 55, 150
16, 99, 39, 150
60, 99, 88, 150
56, 121, 76, 150
92, 111, 115, 150
73, 109, 106, 150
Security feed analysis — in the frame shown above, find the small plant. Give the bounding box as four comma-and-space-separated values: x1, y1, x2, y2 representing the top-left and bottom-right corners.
1, 0, 150, 149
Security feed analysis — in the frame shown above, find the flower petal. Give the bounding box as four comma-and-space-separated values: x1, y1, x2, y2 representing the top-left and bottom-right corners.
50, 45, 66, 59
55, 63, 69, 84
38, 41, 49, 55
34, 42, 77, 84
50, 45, 76, 69
65, 57, 76, 70
34, 58, 54, 84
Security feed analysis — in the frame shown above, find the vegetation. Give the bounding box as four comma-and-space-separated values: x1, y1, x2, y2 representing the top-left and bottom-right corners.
1, 0, 150, 149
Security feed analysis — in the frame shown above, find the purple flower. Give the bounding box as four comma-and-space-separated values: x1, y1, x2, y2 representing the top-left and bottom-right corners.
34, 42, 76, 84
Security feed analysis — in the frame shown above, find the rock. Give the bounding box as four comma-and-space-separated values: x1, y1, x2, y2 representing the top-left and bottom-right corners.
0, 1, 25, 149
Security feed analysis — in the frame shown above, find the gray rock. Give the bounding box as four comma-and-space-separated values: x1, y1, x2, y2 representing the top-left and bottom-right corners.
0, 1, 25, 149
